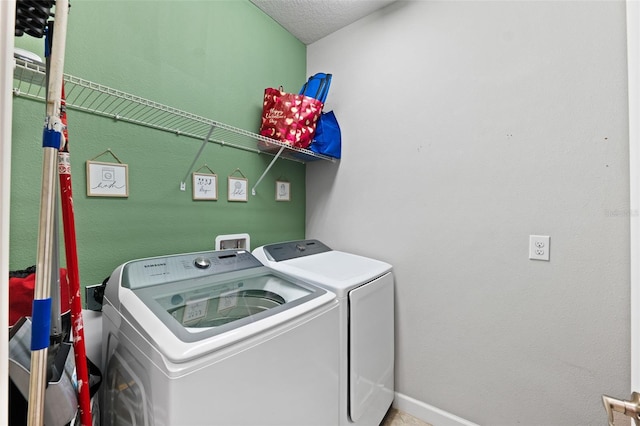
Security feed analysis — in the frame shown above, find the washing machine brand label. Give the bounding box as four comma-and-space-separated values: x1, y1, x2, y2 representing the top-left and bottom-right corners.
183, 299, 209, 323
144, 262, 167, 268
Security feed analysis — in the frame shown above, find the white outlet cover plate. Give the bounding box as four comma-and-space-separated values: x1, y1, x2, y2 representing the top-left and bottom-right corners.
529, 235, 550, 261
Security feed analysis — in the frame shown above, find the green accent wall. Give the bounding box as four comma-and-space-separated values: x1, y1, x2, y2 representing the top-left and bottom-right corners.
11, 1, 308, 288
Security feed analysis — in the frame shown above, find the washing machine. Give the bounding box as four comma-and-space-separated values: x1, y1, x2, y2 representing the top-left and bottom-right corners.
253, 239, 394, 426
100, 249, 340, 426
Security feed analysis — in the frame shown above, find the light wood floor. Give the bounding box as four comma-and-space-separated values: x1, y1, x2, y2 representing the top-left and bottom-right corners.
380, 408, 432, 426
380, 406, 630, 425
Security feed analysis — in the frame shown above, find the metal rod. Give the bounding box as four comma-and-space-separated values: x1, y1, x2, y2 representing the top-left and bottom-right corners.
50, 195, 61, 336
27, 1, 69, 425
180, 123, 216, 190
252, 145, 285, 195
27, 147, 58, 426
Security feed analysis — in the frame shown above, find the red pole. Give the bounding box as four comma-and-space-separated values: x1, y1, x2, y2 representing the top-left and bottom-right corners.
58, 85, 92, 426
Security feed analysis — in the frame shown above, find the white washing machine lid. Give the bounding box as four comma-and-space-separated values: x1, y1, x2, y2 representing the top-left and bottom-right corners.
105, 249, 337, 362
253, 241, 392, 297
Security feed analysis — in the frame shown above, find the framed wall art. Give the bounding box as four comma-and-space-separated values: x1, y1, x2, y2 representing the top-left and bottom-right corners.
192, 165, 217, 200
228, 169, 248, 202
86, 160, 129, 197
275, 180, 290, 201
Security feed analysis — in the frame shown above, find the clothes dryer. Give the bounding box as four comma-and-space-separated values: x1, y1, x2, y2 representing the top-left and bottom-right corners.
101, 249, 340, 426
253, 240, 394, 426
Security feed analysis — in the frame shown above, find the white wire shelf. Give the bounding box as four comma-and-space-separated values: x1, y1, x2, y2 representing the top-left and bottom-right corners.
12, 58, 336, 164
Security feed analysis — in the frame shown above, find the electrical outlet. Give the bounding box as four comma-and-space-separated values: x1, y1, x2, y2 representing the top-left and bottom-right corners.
529, 235, 550, 261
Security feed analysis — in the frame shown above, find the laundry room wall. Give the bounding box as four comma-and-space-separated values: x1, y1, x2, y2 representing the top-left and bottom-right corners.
306, 1, 630, 425
11, 1, 308, 286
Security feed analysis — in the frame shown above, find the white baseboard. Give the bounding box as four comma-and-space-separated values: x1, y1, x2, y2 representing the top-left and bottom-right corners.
392, 392, 480, 426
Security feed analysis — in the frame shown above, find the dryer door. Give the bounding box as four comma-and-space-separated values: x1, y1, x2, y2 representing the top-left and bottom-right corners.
349, 272, 395, 422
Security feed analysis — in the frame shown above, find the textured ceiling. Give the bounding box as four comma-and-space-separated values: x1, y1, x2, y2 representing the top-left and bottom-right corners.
250, 0, 397, 45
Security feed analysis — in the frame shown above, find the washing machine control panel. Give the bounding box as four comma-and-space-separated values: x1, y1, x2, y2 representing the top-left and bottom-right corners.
263, 239, 332, 262
121, 250, 263, 289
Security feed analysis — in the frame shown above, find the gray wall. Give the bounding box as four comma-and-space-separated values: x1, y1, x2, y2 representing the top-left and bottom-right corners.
306, 1, 630, 425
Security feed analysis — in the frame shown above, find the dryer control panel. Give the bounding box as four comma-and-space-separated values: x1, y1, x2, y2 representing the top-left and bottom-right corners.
262, 239, 332, 262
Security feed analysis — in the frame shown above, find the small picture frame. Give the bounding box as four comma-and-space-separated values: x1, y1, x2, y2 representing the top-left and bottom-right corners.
275, 181, 290, 201
192, 172, 217, 200
228, 176, 248, 202
86, 161, 129, 197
